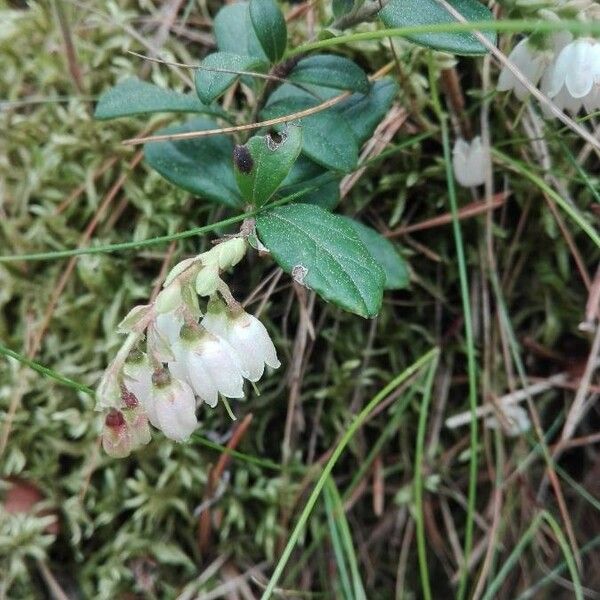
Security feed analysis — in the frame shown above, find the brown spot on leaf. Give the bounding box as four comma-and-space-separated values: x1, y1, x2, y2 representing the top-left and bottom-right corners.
233, 145, 254, 174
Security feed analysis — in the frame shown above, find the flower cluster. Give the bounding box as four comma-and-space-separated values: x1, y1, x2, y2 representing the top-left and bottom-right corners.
97, 237, 280, 457
497, 3, 600, 116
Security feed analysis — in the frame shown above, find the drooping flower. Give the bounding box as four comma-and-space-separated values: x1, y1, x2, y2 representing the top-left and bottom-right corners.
170, 324, 247, 407
121, 390, 152, 447
451, 136, 490, 188
102, 410, 132, 458
497, 38, 549, 100
151, 368, 198, 441
123, 350, 158, 427
542, 38, 600, 113
202, 299, 280, 382
497, 33, 572, 101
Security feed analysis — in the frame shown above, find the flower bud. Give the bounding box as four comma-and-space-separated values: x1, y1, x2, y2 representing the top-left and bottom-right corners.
202, 237, 247, 270
195, 265, 220, 297
102, 410, 132, 458
155, 282, 182, 314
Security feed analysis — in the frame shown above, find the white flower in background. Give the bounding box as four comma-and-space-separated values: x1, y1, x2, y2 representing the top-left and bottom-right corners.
498, 33, 572, 100
542, 38, 600, 113
170, 324, 247, 407
452, 136, 490, 188
498, 38, 549, 99
202, 300, 280, 382
484, 404, 531, 437
151, 369, 198, 441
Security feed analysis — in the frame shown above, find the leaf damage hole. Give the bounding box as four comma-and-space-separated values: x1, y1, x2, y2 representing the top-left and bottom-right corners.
292, 264, 308, 285
266, 130, 286, 151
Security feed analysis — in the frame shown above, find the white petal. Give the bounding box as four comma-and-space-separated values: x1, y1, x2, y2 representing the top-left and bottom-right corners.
452, 137, 487, 188
155, 311, 183, 344
498, 39, 545, 99
545, 43, 574, 98
187, 352, 219, 407
229, 315, 280, 381
565, 41, 594, 98
198, 338, 246, 399
154, 380, 197, 441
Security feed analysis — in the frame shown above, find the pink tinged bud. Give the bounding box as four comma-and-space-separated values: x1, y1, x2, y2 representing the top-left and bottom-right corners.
152, 376, 198, 442
102, 410, 132, 458
124, 407, 152, 447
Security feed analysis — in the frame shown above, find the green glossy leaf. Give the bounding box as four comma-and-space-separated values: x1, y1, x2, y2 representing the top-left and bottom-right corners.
342, 218, 409, 290
94, 77, 220, 120
214, 2, 267, 60
144, 118, 242, 207
249, 0, 287, 63
234, 125, 302, 206
280, 156, 340, 210
256, 204, 385, 317
289, 55, 370, 93
379, 0, 496, 56
332, 0, 364, 19
336, 78, 398, 143
194, 52, 266, 104
261, 84, 359, 173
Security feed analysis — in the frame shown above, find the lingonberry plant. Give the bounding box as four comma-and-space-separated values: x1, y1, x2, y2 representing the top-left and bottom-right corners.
93, 0, 501, 455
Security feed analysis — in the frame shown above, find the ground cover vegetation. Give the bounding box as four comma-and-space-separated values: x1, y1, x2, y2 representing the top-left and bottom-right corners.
1, 0, 599, 598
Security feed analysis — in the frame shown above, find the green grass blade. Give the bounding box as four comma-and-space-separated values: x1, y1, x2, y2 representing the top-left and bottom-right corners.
324, 479, 354, 600
429, 55, 479, 600
414, 357, 439, 600
260, 347, 439, 599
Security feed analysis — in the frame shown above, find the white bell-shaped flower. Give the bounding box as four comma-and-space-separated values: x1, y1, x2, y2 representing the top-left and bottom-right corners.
497, 38, 548, 100
121, 390, 152, 447
123, 350, 158, 427
451, 136, 489, 188
202, 301, 280, 382
543, 38, 600, 113
151, 369, 198, 441
171, 324, 247, 407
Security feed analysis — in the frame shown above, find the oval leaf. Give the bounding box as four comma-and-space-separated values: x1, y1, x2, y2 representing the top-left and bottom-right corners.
261, 85, 359, 173
280, 156, 341, 210
336, 78, 398, 143
195, 52, 266, 104
214, 3, 267, 60
249, 0, 287, 63
342, 218, 409, 290
289, 55, 370, 93
234, 125, 302, 206
379, 0, 496, 56
144, 118, 242, 207
94, 77, 221, 120
256, 204, 385, 317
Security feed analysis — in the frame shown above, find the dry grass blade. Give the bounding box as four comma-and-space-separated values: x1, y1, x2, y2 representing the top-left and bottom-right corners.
122, 91, 351, 145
